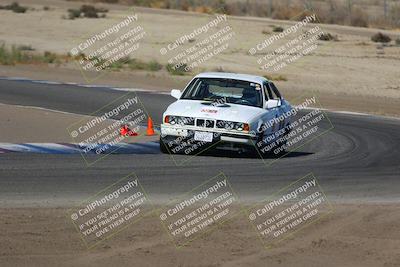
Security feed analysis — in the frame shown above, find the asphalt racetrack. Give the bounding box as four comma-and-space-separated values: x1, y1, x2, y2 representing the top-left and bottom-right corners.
0, 79, 399, 205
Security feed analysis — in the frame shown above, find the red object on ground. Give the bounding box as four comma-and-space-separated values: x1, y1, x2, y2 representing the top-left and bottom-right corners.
120, 124, 137, 136
120, 125, 129, 136
146, 117, 155, 136
127, 129, 138, 136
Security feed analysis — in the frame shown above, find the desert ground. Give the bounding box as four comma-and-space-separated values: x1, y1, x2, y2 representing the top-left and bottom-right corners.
0, 103, 156, 143
0, 0, 399, 116
1, 204, 399, 267
0, 1, 400, 267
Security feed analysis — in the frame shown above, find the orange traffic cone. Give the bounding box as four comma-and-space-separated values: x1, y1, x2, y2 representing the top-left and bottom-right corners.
146, 117, 155, 136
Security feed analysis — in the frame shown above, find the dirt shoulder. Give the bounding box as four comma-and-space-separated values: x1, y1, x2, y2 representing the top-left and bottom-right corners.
1, 64, 400, 118
0, 203, 399, 267
0, 103, 157, 143
0, 0, 399, 117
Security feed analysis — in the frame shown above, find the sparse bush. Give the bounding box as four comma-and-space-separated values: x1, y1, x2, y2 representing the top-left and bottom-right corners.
147, 60, 163, 71
192, 5, 213, 14
67, 5, 108, 19
100, 0, 118, 3
71, 52, 86, 60
86, 57, 163, 72
389, 5, 400, 28
0, 2, 28, 13
262, 30, 270, 35
395, 38, 400, 46
356, 41, 369, 46
10, 2, 27, 13
83, 0, 400, 29
0, 44, 29, 65
90, 0, 228, 14
166, 63, 188, 75
213, 66, 225, 72
0, 45, 15, 65
350, 8, 369, 28
320, 5, 347, 25
43, 6, 50, 11
43, 51, 58, 63
127, 58, 145, 70
128, 58, 162, 71
318, 33, 337, 41
0, 44, 66, 65
81, 5, 99, 18
84, 9, 99, 18
272, 26, 284, 33
264, 74, 287, 81
67, 9, 81, 19
211, 66, 233, 73
371, 32, 391, 43
18, 45, 34, 51
272, 5, 305, 20
109, 60, 125, 70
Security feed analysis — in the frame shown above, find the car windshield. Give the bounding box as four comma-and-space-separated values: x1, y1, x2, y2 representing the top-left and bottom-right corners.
181, 78, 263, 107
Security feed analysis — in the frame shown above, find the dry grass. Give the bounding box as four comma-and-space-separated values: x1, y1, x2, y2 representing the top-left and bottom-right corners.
0, 44, 62, 65
66, 5, 108, 19
371, 32, 392, 43
0, 44, 165, 73
67, 0, 400, 29
263, 74, 288, 81
0, 2, 28, 13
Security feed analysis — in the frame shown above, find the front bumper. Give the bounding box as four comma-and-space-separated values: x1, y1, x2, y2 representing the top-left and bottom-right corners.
160, 124, 257, 146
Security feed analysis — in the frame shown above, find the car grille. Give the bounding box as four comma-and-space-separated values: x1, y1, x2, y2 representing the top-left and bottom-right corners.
178, 117, 195, 126
196, 119, 215, 128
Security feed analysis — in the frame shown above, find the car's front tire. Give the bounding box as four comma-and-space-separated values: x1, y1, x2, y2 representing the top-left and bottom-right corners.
257, 124, 292, 157
159, 136, 169, 154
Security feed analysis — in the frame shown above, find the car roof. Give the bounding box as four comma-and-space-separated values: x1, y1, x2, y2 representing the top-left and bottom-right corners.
194, 72, 269, 84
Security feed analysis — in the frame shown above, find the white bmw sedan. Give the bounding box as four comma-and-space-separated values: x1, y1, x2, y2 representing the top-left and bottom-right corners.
160, 72, 293, 154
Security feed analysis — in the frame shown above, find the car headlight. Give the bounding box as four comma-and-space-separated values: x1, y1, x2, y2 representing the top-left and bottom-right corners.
217, 120, 233, 130
217, 120, 249, 132
164, 115, 177, 124
224, 121, 235, 130
164, 116, 194, 126
235, 123, 244, 131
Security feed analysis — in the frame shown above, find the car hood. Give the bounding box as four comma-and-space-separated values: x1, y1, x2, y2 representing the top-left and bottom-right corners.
164, 100, 264, 122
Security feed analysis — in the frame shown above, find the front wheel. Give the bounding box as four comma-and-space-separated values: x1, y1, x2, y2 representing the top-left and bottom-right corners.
273, 124, 291, 156
257, 124, 291, 157
159, 136, 169, 154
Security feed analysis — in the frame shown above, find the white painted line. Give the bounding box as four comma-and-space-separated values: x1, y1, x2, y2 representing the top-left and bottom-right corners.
0, 76, 399, 120
0, 76, 169, 94
0, 142, 160, 154
33, 80, 62, 85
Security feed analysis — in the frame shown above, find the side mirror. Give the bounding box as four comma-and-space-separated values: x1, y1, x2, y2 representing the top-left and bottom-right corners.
265, 99, 281, 109
170, 89, 182, 100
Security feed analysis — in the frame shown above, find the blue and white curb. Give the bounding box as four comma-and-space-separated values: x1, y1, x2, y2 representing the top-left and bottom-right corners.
0, 76, 170, 95
3, 76, 399, 121
0, 142, 160, 154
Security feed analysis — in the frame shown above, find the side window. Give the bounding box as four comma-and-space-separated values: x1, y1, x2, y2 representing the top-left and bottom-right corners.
269, 83, 282, 99
263, 82, 272, 100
